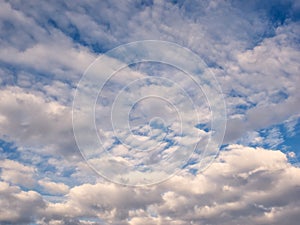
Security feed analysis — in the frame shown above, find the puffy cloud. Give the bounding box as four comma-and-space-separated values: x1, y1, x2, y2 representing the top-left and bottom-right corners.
0, 159, 36, 188
10, 145, 296, 225
0, 86, 79, 158
1, 0, 299, 147
38, 179, 69, 195
0, 1, 95, 82
223, 22, 300, 143
0, 181, 45, 224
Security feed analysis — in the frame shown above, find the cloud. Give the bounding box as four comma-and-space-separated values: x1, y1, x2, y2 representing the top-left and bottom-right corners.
2, 0, 299, 149
0, 159, 36, 188
0, 86, 79, 158
1, 145, 297, 225
38, 179, 69, 195
223, 22, 300, 143
0, 0, 300, 224
0, 181, 45, 224
0, 1, 95, 80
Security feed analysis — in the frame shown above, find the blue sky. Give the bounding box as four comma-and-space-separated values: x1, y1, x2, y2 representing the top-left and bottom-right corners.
0, 0, 300, 224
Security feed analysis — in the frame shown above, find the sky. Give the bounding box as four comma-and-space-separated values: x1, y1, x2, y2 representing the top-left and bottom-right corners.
0, 0, 300, 224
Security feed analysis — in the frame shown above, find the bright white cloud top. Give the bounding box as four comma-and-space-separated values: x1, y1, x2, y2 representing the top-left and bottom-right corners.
0, 0, 300, 224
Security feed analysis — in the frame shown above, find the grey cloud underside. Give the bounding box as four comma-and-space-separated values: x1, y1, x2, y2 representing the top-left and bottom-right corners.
1, 145, 300, 225
0, 0, 300, 224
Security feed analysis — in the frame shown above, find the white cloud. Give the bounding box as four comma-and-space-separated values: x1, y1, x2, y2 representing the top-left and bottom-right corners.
0, 181, 45, 224
5, 145, 294, 225
1, 0, 298, 148
0, 86, 78, 158
0, 159, 36, 188
223, 22, 300, 143
0, 1, 96, 82
38, 179, 69, 195
0, 1, 300, 224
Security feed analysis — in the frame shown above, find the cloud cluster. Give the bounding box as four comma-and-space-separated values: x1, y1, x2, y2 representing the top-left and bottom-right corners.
0, 159, 35, 188
1, 145, 300, 224
0, 181, 45, 224
222, 22, 300, 143
1, 0, 299, 147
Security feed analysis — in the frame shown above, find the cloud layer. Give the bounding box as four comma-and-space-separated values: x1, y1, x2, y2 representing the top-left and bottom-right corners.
0, 0, 300, 224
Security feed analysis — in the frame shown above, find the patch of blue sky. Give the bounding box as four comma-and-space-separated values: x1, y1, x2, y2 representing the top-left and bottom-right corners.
0, 138, 80, 189
46, 17, 113, 54
134, 163, 153, 173
130, 127, 150, 137
228, 89, 245, 98
47, 19, 81, 44
162, 137, 177, 150
269, 90, 289, 104
244, 120, 300, 164
227, 89, 258, 114
149, 119, 167, 131
267, 1, 296, 26
229, 1, 299, 50
234, 103, 255, 115
0, 61, 63, 88
36, 164, 78, 190
278, 119, 300, 159
29, 156, 56, 173
220, 143, 230, 150
112, 137, 122, 145
182, 156, 199, 167
261, 122, 298, 149
282, 132, 300, 150
60, 166, 76, 178
232, 0, 296, 25
0, 139, 21, 161
195, 123, 210, 133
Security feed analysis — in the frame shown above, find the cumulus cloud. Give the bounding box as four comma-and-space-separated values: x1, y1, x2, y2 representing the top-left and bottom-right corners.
1, 145, 298, 225
0, 159, 36, 188
38, 179, 69, 195
0, 86, 78, 158
223, 22, 300, 143
0, 181, 45, 224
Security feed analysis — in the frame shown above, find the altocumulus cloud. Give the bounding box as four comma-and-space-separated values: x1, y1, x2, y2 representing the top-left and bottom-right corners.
0, 0, 300, 224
